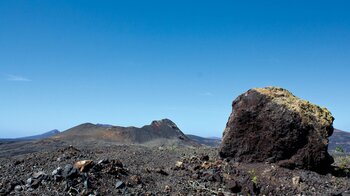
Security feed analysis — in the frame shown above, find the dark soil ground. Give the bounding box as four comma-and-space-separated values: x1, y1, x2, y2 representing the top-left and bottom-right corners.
1, 142, 350, 195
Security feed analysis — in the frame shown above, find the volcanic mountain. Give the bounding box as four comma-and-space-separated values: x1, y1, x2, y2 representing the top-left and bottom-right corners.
51, 119, 197, 146
329, 129, 350, 152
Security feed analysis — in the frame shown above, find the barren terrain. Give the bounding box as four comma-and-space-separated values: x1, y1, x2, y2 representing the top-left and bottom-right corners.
0, 141, 349, 195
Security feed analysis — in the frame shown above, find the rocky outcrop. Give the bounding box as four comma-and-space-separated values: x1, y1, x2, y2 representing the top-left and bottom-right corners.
219, 87, 334, 173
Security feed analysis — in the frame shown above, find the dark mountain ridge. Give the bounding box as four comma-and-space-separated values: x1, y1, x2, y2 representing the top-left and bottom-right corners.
186, 134, 221, 147
329, 129, 350, 153
0, 129, 60, 142
52, 119, 197, 146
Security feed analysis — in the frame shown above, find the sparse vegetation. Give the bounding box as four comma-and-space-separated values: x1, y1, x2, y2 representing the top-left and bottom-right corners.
248, 169, 258, 184
333, 146, 350, 177
336, 146, 345, 153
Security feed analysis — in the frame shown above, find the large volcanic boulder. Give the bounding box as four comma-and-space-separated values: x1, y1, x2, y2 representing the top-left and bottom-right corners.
219, 87, 334, 173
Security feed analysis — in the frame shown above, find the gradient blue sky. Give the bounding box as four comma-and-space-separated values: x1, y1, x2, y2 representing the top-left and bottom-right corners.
1, 0, 349, 138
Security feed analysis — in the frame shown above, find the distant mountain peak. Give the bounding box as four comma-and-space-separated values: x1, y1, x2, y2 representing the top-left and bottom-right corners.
0, 129, 60, 141
150, 119, 179, 130
47, 129, 60, 134
96, 124, 113, 128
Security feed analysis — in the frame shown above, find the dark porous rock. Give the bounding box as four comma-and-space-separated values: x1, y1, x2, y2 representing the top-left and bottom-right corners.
84, 179, 91, 189
225, 180, 241, 193
155, 168, 169, 176
219, 87, 334, 173
30, 179, 41, 189
32, 171, 48, 182
115, 180, 125, 189
26, 178, 33, 186
63, 164, 79, 179
51, 167, 62, 176
200, 155, 209, 161
128, 175, 141, 186
97, 158, 109, 165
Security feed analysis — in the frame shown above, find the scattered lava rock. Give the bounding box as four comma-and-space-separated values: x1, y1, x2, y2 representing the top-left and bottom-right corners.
115, 180, 125, 189
62, 164, 79, 179
73, 159, 93, 172
219, 87, 335, 173
1, 143, 349, 195
225, 180, 241, 193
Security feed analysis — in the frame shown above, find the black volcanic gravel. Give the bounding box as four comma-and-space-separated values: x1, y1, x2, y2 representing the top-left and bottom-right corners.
0, 144, 350, 195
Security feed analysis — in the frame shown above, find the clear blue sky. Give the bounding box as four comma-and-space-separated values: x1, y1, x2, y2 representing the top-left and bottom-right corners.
0, 0, 349, 138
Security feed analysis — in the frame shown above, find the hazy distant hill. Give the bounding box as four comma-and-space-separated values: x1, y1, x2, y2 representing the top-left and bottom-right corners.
186, 134, 221, 147
0, 129, 60, 142
329, 129, 350, 152
187, 128, 350, 150
52, 119, 198, 146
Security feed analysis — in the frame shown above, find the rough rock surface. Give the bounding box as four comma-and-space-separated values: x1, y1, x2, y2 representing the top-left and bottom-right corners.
219, 87, 334, 173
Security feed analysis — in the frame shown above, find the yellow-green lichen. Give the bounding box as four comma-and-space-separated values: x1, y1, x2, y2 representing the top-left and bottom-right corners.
252, 87, 334, 134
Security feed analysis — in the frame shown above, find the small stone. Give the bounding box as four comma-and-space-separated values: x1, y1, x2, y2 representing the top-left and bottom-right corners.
13, 160, 22, 166
74, 160, 93, 172
191, 164, 201, 171
175, 161, 184, 169
52, 167, 62, 176
63, 180, 74, 191
155, 168, 169, 176
115, 180, 125, 189
63, 164, 78, 179
213, 172, 222, 182
98, 158, 109, 165
63, 164, 73, 177
32, 171, 47, 179
129, 175, 141, 185
217, 192, 224, 196
200, 155, 209, 161
164, 185, 171, 192
111, 160, 123, 168
14, 185, 22, 192
300, 171, 309, 182
191, 173, 199, 179
292, 176, 300, 186
89, 190, 99, 196
31, 179, 41, 188
84, 179, 91, 189
26, 178, 33, 185
223, 173, 232, 180
53, 175, 63, 182
226, 180, 241, 193
68, 187, 79, 194
201, 161, 212, 169
144, 191, 153, 196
